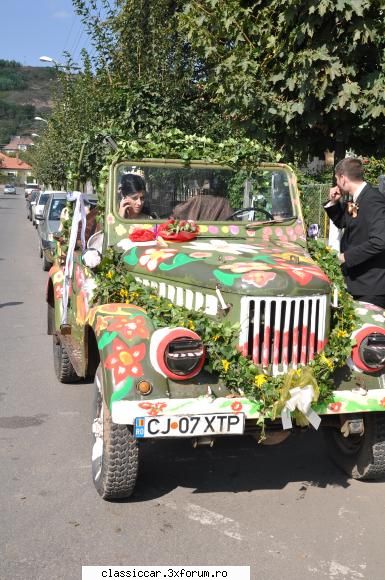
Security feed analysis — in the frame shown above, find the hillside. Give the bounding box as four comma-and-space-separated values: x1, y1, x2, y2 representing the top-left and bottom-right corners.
0, 60, 55, 147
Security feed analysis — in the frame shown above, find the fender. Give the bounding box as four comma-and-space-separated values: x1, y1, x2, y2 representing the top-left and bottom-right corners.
87, 303, 169, 409
46, 263, 65, 333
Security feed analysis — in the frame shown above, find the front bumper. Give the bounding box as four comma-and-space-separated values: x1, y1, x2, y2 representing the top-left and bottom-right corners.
111, 388, 385, 425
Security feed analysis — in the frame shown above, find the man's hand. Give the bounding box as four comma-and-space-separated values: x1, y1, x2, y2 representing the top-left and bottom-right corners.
338, 253, 345, 264
329, 185, 342, 203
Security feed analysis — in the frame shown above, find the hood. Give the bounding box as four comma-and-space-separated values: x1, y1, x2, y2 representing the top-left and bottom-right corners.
119, 237, 330, 296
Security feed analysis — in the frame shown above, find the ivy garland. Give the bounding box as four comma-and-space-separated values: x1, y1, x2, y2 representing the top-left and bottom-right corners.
92, 240, 359, 431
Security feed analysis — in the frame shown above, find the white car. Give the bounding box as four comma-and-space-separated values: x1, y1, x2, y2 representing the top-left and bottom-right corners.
32, 191, 52, 226
25, 184, 40, 198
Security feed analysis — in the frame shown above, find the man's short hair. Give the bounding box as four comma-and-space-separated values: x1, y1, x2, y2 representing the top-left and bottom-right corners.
335, 157, 364, 181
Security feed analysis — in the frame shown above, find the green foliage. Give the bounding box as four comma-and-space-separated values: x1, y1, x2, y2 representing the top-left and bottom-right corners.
179, 0, 385, 160
362, 157, 385, 186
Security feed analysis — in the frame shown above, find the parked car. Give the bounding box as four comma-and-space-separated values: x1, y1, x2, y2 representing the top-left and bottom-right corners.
4, 184, 16, 194
32, 191, 52, 226
26, 189, 40, 220
25, 184, 40, 198
37, 193, 67, 271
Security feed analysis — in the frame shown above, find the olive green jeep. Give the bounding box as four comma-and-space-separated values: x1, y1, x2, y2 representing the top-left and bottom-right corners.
46, 157, 385, 500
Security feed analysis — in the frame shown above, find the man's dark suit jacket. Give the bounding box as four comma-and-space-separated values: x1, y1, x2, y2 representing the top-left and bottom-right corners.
324, 183, 385, 296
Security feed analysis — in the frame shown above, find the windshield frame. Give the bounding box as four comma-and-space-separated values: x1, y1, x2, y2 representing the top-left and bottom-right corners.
110, 159, 297, 224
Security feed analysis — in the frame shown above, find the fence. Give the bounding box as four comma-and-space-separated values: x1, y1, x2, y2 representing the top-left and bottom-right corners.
299, 183, 330, 239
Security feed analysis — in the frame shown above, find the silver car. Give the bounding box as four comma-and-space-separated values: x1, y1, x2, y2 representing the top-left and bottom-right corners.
4, 184, 16, 194
32, 191, 52, 226
37, 193, 68, 271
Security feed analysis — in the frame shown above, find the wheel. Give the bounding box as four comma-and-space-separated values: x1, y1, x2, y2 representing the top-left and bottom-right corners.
92, 364, 139, 500
53, 334, 79, 383
42, 253, 52, 271
324, 413, 385, 480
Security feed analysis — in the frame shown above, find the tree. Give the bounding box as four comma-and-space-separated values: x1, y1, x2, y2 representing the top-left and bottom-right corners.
179, 0, 385, 161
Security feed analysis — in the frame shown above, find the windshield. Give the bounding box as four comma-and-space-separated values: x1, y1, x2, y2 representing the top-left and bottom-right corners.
38, 193, 50, 206
49, 199, 66, 220
115, 164, 294, 222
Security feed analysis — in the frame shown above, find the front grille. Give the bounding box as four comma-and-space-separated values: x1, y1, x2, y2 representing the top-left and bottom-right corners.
239, 296, 328, 375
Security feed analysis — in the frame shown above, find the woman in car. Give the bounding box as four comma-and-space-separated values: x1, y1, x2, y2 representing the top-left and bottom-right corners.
118, 173, 151, 219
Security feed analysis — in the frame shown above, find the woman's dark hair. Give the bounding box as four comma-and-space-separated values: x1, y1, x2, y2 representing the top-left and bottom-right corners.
120, 173, 146, 197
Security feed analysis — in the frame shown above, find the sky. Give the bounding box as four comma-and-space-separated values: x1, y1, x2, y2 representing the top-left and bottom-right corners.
1, 0, 93, 67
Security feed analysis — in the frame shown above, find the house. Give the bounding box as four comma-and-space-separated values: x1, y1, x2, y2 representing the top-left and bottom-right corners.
2, 135, 35, 154
0, 152, 32, 182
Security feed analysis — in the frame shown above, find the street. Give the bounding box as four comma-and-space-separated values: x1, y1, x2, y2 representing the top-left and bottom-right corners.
1, 189, 385, 580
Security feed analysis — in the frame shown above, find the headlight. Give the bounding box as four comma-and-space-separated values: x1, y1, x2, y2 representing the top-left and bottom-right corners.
352, 326, 385, 372
360, 333, 385, 368
47, 233, 54, 241
150, 327, 205, 380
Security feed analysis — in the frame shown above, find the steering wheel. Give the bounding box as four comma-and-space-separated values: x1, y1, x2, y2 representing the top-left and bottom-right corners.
226, 205, 274, 221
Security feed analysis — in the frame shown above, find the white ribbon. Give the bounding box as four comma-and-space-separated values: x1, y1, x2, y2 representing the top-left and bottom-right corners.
61, 191, 87, 326
281, 384, 321, 431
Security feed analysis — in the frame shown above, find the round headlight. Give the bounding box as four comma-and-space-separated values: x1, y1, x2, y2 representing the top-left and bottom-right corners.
352, 326, 385, 372
360, 333, 385, 369
165, 337, 204, 376
150, 327, 206, 380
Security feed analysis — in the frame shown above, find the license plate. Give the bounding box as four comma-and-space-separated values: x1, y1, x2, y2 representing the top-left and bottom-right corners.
134, 413, 245, 438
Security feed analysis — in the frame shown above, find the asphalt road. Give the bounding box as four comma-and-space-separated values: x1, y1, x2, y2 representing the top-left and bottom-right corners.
1, 188, 385, 580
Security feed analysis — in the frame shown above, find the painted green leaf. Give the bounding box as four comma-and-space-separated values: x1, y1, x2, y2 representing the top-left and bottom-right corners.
123, 248, 138, 266
98, 331, 118, 350
159, 253, 198, 271
111, 377, 134, 405
213, 269, 241, 286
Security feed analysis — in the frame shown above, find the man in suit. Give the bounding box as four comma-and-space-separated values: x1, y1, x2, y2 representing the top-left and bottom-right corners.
324, 157, 385, 309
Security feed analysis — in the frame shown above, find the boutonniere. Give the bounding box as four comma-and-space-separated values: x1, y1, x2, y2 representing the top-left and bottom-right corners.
347, 201, 359, 218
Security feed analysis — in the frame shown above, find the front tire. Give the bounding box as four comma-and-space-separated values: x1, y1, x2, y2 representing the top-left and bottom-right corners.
53, 334, 79, 383
92, 365, 139, 500
324, 412, 385, 480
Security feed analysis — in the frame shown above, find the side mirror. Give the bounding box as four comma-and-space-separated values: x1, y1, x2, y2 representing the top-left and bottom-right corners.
307, 223, 320, 239
82, 248, 102, 269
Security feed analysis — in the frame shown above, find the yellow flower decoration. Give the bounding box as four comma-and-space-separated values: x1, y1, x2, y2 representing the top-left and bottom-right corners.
254, 374, 267, 388
106, 271, 114, 279
336, 329, 348, 338
221, 359, 230, 373
212, 334, 220, 342
119, 288, 129, 299
319, 353, 334, 370
188, 320, 196, 331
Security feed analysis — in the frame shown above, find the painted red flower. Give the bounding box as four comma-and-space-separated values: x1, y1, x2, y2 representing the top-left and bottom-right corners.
380, 398, 385, 408
231, 401, 243, 413
104, 338, 146, 385
106, 315, 150, 341
75, 264, 86, 287
54, 284, 63, 300
95, 315, 114, 336
328, 402, 342, 413
138, 402, 167, 416
242, 270, 276, 288
275, 260, 330, 286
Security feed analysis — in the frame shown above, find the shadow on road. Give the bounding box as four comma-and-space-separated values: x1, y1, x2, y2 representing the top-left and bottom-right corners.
0, 301, 23, 309
127, 429, 350, 503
